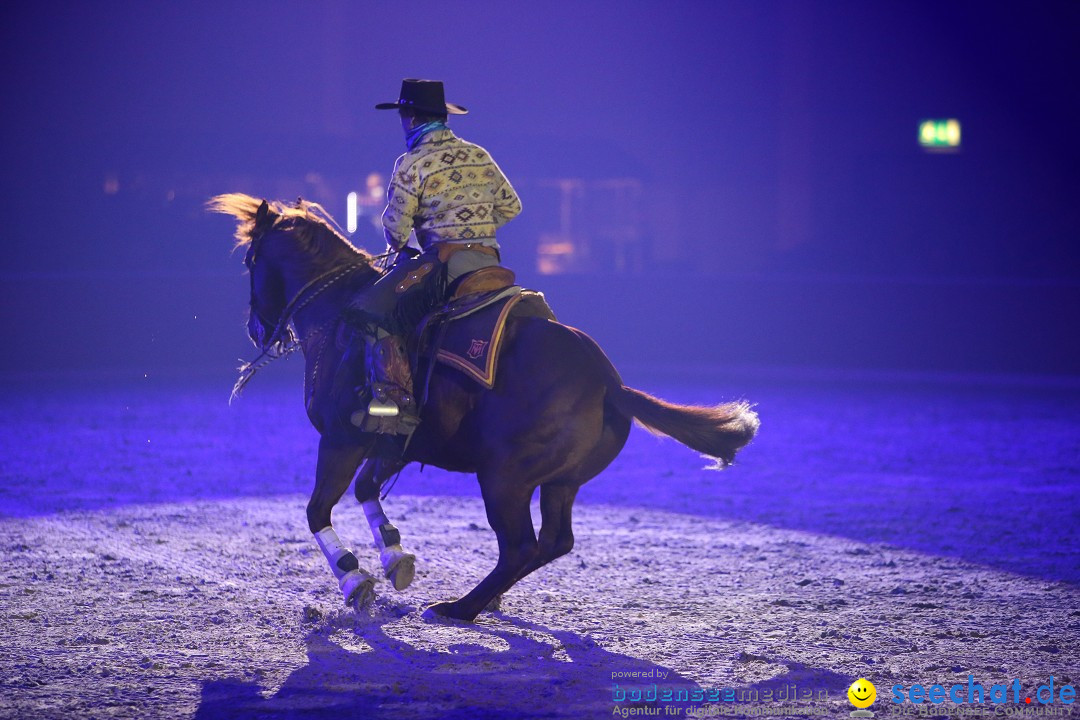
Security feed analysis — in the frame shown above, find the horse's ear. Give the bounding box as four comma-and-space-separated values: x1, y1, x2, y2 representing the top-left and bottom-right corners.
255, 200, 269, 227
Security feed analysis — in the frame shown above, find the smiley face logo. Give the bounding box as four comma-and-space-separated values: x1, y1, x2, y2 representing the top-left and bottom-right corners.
848, 678, 876, 708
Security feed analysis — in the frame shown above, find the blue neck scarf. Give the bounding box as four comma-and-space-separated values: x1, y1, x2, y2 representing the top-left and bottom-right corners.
405, 121, 448, 150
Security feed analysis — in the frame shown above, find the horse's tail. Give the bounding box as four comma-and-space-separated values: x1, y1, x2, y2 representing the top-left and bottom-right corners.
568, 327, 759, 467
610, 387, 759, 468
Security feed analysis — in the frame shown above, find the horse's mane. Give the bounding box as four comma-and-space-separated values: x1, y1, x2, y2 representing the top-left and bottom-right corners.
208, 193, 374, 266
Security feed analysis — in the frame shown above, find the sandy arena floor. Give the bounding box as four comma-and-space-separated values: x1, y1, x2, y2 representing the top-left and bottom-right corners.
1, 371, 1078, 719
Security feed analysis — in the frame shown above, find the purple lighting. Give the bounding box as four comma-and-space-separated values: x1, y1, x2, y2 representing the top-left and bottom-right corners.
1, 2, 1078, 718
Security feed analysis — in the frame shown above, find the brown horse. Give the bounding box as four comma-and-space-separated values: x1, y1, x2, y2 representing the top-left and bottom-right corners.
211, 193, 759, 622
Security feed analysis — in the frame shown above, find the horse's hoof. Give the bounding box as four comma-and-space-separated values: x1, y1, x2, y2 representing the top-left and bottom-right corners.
381, 548, 416, 591
340, 569, 376, 611
422, 601, 475, 623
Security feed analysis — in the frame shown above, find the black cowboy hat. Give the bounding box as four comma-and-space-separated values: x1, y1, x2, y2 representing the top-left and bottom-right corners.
375, 78, 468, 115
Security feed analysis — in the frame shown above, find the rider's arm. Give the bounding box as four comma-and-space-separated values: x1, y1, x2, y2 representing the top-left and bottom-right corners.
491, 162, 522, 228
381, 156, 420, 250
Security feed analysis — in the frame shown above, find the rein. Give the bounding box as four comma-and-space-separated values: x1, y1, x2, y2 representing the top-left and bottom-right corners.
231, 260, 368, 402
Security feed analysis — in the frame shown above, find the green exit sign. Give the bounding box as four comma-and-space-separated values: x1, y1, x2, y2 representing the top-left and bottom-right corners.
919, 119, 961, 151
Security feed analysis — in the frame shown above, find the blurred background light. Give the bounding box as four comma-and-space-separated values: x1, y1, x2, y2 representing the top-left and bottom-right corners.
919, 118, 962, 150
347, 191, 358, 234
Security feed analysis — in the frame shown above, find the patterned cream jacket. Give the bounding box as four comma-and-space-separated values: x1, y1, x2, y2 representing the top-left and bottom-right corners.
382, 128, 522, 251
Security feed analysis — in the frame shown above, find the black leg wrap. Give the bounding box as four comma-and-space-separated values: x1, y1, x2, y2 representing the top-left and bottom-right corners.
378, 523, 401, 548
336, 552, 360, 574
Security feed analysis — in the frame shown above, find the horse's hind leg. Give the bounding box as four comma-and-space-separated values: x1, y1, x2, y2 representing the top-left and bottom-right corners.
308, 437, 377, 610
426, 478, 537, 622
354, 457, 416, 591
516, 482, 579, 582
511, 408, 627, 585
483, 482, 578, 612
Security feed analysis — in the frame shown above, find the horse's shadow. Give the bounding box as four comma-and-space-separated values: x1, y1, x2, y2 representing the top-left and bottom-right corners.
194, 603, 700, 719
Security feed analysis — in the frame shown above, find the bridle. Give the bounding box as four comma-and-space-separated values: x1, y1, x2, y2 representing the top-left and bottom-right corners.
232, 222, 369, 401
243, 235, 295, 356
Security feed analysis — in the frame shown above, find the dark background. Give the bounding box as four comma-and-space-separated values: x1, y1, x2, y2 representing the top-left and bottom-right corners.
2, 0, 1078, 381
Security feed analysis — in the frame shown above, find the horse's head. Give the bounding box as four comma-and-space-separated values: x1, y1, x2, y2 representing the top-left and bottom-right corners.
210, 193, 379, 356
243, 209, 295, 353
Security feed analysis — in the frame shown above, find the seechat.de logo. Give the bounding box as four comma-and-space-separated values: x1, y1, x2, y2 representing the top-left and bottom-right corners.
891, 675, 1076, 706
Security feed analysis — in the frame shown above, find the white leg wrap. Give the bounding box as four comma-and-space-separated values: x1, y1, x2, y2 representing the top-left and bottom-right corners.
314, 526, 352, 581
314, 526, 375, 607
361, 501, 391, 545
361, 500, 416, 591
314, 525, 347, 557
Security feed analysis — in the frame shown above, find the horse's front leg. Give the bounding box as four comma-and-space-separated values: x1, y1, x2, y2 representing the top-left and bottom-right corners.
308, 437, 377, 610
354, 457, 416, 591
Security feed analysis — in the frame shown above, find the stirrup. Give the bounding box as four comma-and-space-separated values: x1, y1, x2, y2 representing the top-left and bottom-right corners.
367, 396, 400, 417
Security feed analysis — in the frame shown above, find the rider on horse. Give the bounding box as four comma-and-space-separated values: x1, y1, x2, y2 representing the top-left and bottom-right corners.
345, 79, 522, 431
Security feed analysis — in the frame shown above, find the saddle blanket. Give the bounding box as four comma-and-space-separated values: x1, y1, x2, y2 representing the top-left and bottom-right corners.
432, 288, 554, 388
